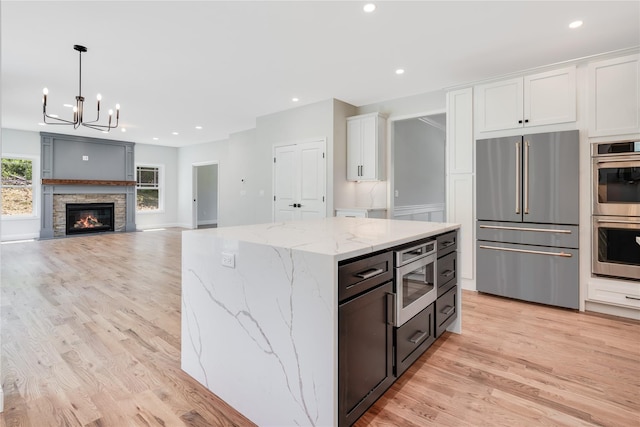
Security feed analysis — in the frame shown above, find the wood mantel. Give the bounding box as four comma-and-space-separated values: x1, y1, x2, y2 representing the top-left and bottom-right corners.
42, 179, 136, 186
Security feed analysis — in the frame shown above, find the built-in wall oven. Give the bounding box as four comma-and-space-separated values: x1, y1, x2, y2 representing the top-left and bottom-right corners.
591, 141, 640, 281
592, 141, 640, 216
394, 240, 437, 326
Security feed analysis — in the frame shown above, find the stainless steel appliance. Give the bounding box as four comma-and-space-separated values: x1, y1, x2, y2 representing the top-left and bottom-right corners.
394, 240, 437, 326
592, 216, 640, 281
592, 141, 640, 217
476, 130, 580, 309
591, 141, 640, 281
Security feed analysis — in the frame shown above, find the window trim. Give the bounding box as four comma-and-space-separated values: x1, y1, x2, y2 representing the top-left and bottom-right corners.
135, 163, 164, 214
1, 153, 40, 219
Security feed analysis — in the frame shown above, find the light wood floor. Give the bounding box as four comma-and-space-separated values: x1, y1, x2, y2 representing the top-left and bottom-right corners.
1, 229, 639, 427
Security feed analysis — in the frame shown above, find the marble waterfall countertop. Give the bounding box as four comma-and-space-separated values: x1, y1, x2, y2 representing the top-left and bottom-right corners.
193, 216, 460, 261
181, 217, 460, 427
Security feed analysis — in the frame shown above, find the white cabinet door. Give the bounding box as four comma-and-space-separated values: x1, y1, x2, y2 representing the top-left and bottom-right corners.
446, 88, 474, 174
346, 119, 362, 180
476, 77, 523, 132
346, 113, 385, 181
273, 140, 326, 222
524, 67, 576, 127
476, 66, 576, 132
588, 54, 640, 137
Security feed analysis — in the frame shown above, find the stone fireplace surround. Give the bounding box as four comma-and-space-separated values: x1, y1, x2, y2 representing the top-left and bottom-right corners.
40, 133, 136, 239
53, 194, 125, 237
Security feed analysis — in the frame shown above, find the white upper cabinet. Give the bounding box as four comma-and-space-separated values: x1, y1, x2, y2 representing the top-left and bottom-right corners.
347, 113, 386, 181
476, 66, 576, 132
588, 54, 640, 137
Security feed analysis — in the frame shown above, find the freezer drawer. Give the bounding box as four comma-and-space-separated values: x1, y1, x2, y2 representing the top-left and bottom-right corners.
477, 221, 579, 249
476, 241, 579, 309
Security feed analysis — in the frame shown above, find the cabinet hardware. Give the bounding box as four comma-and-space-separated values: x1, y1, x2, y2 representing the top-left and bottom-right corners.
441, 269, 454, 278
355, 268, 384, 280
441, 241, 455, 247
386, 292, 395, 325
479, 244, 572, 257
408, 330, 427, 344
479, 225, 572, 234
440, 305, 455, 316
518, 120, 523, 124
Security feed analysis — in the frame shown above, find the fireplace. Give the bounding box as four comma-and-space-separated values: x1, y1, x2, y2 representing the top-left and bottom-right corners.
66, 203, 115, 235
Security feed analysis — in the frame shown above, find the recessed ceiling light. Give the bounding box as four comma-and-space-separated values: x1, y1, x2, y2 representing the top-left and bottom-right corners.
195, 126, 203, 130
395, 69, 405, 75
38, 122, 46, 126
172, 132, 179, 135
63, 104, 74, 108
153, 137, 159, 141
292, 97, 299, 102
121, 128, 126, 133
363, 3, 376, 13
569, 20, 583, 29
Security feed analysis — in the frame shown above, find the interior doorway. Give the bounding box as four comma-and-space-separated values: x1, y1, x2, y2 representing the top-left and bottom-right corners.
390, 112, 446, 221
192, 162, 219, 229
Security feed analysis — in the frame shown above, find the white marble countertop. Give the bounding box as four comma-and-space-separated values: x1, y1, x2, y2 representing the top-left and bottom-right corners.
193, 217, 460, 261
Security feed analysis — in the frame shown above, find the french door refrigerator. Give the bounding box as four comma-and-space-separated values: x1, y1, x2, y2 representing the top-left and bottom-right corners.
476, 130, 579, 309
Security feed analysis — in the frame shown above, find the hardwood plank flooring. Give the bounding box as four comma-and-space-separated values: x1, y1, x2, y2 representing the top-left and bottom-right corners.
1, 229, 639, 426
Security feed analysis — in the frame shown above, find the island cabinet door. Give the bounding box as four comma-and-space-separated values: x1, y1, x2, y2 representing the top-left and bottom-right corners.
338, 280, 394, 427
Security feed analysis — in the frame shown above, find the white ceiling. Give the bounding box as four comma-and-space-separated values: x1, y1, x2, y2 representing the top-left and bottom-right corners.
1, 1, 639, 148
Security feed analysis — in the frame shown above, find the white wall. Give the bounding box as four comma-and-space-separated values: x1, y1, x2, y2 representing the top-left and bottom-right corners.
1, 129, 41, 241
177, 138, 229, 228
135, 143, 179, 230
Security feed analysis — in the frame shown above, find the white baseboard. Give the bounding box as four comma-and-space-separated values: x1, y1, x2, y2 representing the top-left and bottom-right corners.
136, 223, 186, 231
585, 300, 640, 320
197, 219, 218, 226
0, 232, 39, 242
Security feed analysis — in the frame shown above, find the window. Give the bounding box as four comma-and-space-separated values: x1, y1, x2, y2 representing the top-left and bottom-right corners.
136, 165, 163, 211
1, 157, 35, 216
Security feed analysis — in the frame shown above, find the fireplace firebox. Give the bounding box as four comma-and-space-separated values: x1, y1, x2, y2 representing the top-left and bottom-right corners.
66, 203, 115, 235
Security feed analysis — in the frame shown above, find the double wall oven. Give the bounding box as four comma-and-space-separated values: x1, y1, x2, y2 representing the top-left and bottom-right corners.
591, 141, 640, 281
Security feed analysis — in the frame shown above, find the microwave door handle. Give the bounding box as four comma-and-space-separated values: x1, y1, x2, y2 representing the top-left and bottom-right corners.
515, 141, 521, 214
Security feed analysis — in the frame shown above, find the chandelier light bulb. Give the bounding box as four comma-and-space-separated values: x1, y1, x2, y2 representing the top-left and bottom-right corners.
43, 88, 49, 95
97, 94, 102, 101
108, 109, 113, 116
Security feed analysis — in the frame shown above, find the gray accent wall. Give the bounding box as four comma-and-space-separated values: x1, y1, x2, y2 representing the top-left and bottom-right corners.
40, 132, 136, 238
393, 117, 446, 207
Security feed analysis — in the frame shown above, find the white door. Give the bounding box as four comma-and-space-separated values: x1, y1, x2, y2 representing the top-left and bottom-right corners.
274, 140, 326, 222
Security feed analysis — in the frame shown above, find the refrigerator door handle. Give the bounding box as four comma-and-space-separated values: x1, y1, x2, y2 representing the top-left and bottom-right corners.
479, 225, 572, 234
524, 140, 530, 215
515, 141, 521, 214
479, 244, 573, 258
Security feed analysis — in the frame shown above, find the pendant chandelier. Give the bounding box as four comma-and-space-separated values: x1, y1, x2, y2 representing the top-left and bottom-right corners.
42, 45, 120, 132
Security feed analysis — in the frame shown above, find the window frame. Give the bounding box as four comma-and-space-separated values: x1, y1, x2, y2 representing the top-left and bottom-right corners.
1, 154, 39, 219
135, 164, 164, 214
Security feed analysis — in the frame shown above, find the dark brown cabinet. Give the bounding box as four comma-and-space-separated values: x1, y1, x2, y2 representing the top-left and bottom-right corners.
338, 252, 394, 427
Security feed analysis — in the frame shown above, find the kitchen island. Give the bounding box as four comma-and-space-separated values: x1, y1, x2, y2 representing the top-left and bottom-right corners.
181, 217, 460, 426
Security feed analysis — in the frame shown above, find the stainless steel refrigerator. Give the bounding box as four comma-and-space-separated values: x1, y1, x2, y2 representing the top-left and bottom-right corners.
476, 130, 579, 309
